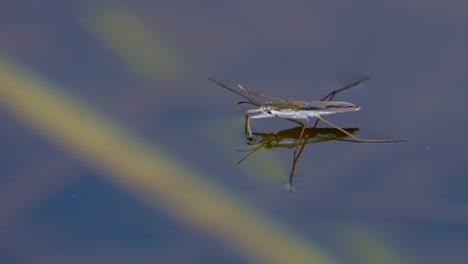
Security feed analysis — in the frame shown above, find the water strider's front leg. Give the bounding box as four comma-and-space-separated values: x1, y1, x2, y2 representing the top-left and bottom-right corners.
244, 109, 275, 140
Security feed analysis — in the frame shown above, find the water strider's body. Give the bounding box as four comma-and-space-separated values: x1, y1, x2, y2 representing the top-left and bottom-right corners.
253, 100, 360, 119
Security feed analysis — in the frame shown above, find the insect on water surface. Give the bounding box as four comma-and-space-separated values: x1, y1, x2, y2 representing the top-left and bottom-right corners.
210, 77, 405, 148
209, 77, 406, 190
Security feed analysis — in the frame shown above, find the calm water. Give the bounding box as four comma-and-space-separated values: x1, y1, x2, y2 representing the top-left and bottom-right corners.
0, 1, 467, 263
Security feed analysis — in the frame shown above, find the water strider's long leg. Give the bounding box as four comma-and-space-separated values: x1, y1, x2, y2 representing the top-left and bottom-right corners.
209, 78, 262, 107
293, 117, 309, 158
245, 115, 253, 139
289, 111, 337, 191
244, 109, 275, 139
313, 77, 370, 128
244, 116, 249, 136
320, 76, 371, 101
316, 115, 406, 142
287, 118, 309, 193
288, 132, 310, 192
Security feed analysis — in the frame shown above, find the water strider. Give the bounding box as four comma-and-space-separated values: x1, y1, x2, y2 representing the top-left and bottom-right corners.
209, 77, 406, 190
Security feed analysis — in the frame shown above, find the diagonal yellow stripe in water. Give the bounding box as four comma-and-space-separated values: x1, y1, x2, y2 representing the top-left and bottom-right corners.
0, 57, 336, 264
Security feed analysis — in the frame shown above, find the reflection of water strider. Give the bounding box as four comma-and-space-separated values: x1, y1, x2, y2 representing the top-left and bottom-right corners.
210, 77, 406, 191
237, 127, 359, 190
